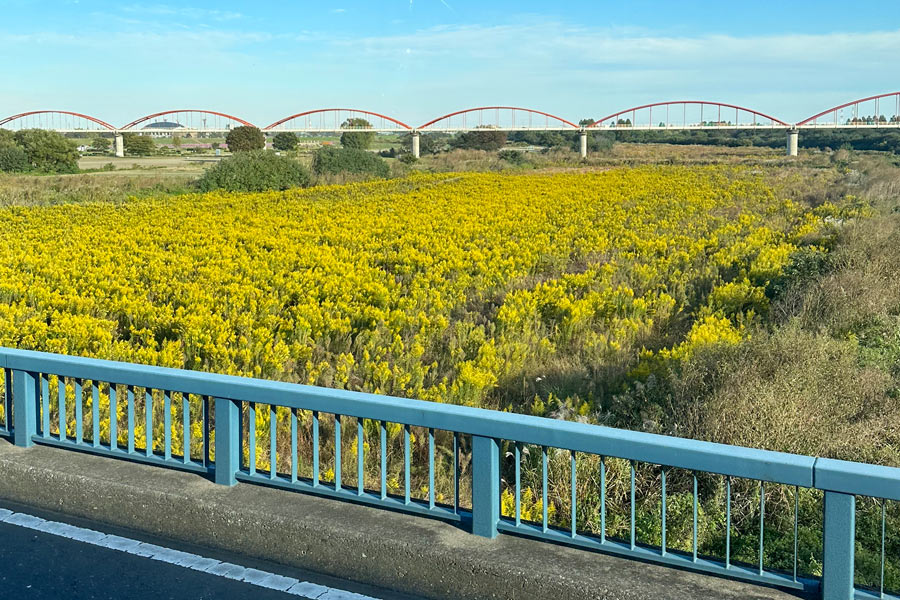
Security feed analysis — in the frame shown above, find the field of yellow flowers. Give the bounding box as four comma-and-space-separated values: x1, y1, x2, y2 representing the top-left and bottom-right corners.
0, 165, 850, 576
0, 167, 824, 403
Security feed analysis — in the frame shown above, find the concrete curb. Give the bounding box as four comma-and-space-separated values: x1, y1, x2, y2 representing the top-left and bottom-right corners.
0, 439, 803, 600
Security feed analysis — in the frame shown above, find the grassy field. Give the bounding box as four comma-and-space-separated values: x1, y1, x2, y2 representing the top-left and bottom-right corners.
2, 144, 899, 586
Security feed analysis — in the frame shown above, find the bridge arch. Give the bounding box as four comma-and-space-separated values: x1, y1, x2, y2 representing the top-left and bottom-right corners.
797, 92, 900, 126
418, 107, 578, 131
264, 109, 411, 131
588, 101, 788, 129
0, 110, 115, 131
120, 110, 256, 131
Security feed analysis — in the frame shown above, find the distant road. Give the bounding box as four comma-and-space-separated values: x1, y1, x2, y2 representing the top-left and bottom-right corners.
0, 502, 415, 600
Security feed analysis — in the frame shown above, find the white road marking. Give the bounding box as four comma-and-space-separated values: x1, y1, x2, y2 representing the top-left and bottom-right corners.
0, 508, 380, 599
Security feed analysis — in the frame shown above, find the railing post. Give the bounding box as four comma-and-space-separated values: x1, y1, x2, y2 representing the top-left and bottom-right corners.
12, 370, 38, 447
822, 490, 855, 600
471, 435, 499, 539
214, 398, 239, 486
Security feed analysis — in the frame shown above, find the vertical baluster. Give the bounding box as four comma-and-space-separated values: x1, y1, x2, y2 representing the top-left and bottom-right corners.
379, 420, 386, 500
692, 473, 698, 563
661, 468, 667, 556
514, 442, 521, 527
58, 377, 66, 441
453, 432, 459, 514
127, 386, 135, 452
428, 428, 434, 509
75, 379, 83, 444
202, 397, 210, 467
600, 456, 606, 543
290, 408, 298, 483
269, 405, 277, 480
881, 498, 886, 598
403, 424, 410, 505
248, 402, 256, 476
41, 374, 49, 439
109, 384, 117, 450
357, 418, 364, 496
541, 446, 548, 533
312, 411, 319, 487
334, 414, 342, 491
163, 390, 172, 460
144, 388, 153, 457
630, 461, 636, 550
91, 381, 100, 447
793, 486, 799, 582
759, 481, 765, 575
571, 451, 577, 538
239, 401, 246, 468
3, 369, 11, 430
183, 393, 190, 464
726, 476, 732, 569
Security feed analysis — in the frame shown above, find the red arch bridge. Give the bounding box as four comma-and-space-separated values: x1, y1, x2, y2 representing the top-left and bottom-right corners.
2, 93, 898, 158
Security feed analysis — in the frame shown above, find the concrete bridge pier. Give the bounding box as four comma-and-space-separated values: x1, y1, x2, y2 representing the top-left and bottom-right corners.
579, 130, 588, 158
411, 131, 420, 159
786, 128, 799, 156
114, 133, 124, 158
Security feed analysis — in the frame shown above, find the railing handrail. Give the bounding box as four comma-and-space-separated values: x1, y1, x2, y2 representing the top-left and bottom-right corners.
4, 345, 889, 490
4, 346, 900, 598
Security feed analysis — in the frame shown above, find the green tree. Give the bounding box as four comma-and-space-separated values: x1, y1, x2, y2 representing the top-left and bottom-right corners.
91, 136, 111, 152
0, 146, 29, 172
197, 150, 310, 192
578, 118, 596, 127
122, 133, 156, 156
450, 126, 507, 151
225, 125, 265, 152
272, 132, 299, 151
172, 135, 182, 151
0, 129, 16, 149
340, 118, 375, 150
13, 129, 79, 173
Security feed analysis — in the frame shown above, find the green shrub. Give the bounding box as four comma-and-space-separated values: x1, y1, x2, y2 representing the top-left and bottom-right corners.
311, 146, 389, 178
197, 150, 311, 192
498, 149, 528, 165
398, 152, 418, 164
0, 146, 30, 173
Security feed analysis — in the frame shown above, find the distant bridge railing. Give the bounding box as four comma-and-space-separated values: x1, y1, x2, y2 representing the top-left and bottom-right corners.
0, 347, 897, 600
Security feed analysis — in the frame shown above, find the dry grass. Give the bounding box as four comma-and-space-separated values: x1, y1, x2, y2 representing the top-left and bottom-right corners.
0, 172, 193, 206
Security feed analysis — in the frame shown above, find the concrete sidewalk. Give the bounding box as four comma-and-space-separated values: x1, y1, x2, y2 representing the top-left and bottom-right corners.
0, 439, 805, 600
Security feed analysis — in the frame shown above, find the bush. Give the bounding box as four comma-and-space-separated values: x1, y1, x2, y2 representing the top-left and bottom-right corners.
196, 150, 311, 192
498, 149, 528, 165
0, 146, 30, 173
225, 126, 265, 152
311, 146, 389, 178
12, 129, 79, 173
450, 126, 507, 151
398, 152, 418, 164
272, 132, 298, 152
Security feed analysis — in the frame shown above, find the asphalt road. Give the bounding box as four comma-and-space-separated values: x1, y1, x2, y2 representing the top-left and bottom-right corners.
0, 501, 415, 600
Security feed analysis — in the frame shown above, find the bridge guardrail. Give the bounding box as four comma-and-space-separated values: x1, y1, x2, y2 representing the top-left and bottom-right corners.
0, 347, 895, 600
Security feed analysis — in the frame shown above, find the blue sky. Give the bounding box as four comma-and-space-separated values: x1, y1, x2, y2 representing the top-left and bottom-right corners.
2, 1, 899, 127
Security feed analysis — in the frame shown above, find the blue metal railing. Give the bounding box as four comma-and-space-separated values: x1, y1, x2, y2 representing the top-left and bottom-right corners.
0, 347, 898, 600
